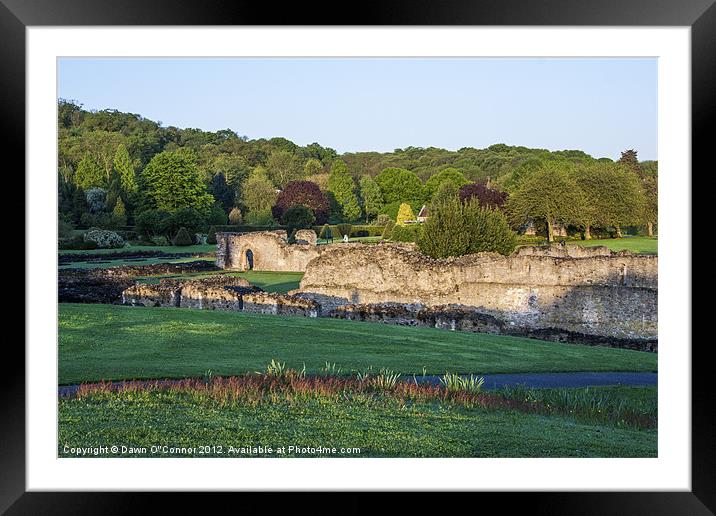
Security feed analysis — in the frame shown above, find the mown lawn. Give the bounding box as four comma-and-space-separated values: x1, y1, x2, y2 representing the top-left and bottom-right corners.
58, 388, 656, 458
572, 236, 657, 255
58, 303, 657, 385
136, 270, 303, 294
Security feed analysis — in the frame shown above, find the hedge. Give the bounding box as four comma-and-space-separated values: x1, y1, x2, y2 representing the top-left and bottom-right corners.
311, 224, 385, 238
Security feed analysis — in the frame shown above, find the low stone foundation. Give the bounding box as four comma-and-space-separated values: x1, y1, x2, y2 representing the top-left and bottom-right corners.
243, 292, 320, 317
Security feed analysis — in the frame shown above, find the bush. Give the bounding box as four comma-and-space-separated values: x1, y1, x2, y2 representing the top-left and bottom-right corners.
373, 214, 391, 226
207, 204, 228, 226
390, 224, 422, 243
396, 203, 416, 226
382, 220, 395, 240
335, 223, 352, 238
207, 226, 218, 245
164, 207, 206, 237
418, 197, 517, 258
284, 205, 316, 242
80, 212, 113, 229
172, 227, 194, 246
58, 218, 75, 239
58, 235, 98, 250
244, 208, 276, 226
135, 209, 170, 239
83, 229, 125, 249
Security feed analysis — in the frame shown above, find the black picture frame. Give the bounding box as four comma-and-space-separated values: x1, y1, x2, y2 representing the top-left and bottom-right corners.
4, 0, 707, 512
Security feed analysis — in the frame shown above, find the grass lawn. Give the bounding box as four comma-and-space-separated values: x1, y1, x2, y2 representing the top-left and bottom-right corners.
59, 303, 657, 385
572, 236, 657, 255
137, 270, 303, 294
59, 244, 216, 256
58, 384, 656, 458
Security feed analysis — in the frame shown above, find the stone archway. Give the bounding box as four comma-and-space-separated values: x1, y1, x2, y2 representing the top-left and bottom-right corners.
245, 249, 254, 270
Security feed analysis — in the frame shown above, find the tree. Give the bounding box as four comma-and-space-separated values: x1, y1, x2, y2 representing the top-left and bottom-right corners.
374, 167, 425, 204
267, 150, 302, 188
283, 205, 315, 242
113, 144, 138, 198
209, 172, 235, 212
241, 166, 277, 215
140, 149, 215, 215
418, 192, 517, 259
459, 182, 508, 210
573, 162, 645, 239
640, 171, 658, 236
207, 204, 228, 226
327, 160, 361, 221
424, 167, 470, 198
74, 155, 105, 190
272, 180, 330, 224
506, 163, 586, 242
304, 158, 323, 177
85, 187, 107, 213
112, 198, 127, 227
359, 175, 384, 223
396, 203, 416, 226
618, 149, 640, 172
71, 187, 88, 224
229, 207, 243, 225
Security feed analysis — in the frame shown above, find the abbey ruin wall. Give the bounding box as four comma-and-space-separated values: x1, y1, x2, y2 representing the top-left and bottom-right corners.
216, 231, 327, 272
294, 244, 658, 343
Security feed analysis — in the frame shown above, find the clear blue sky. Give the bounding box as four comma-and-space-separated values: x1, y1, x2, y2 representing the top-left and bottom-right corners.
58, 57, 657, 161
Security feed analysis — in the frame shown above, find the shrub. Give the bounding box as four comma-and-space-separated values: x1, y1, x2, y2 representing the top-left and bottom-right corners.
396, 203, 416, 226
244, 208, 276, 226
390, 224, 421, 242
335, 223, 352, 238
206, 204, 228, 226
164, 207, 206, 237
80, 212, 113, 229
283, 205, 316, 243
173, 227, 194, 246
135, 209, 170, 239
85, 187, 107, 213
207, 226, 218, 245
58, 235, 98, 250
382, 220, 395, 240
318, 224, 332, 239
418, 196, 517, 258
83, 229, 125, 249
229, 207, 243, 225
373, 214, 391, 226
58, 218, 75, 239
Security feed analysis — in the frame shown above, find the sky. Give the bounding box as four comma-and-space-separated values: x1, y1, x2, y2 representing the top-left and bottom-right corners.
58, 57, 657, 161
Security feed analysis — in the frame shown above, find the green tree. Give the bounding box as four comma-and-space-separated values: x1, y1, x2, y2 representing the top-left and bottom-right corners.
327, 160, 361, 221
573, 162, 646, 239
283, 205, 316, 242
241, 166, 277, 214
229, 207, 243, 225
359, 175, 384, 223
640, 172, 658, 236
113, 144, 138, 198
140, 149, 215, 215
304, 158, 323, 177
111, 198, 127, 227
396, 203, 416, 226
74, 155, 105, 190
374, 167, 424, 204
267, 150, 301, 188
424, 167, 470, 198
506, 164, 586, 242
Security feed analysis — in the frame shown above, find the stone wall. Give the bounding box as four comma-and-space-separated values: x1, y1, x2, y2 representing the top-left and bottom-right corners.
216, 231, 328, 272
294, 243, 658, 343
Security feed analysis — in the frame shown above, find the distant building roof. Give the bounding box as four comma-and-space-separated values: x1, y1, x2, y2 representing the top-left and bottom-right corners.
417, 205, 429, 218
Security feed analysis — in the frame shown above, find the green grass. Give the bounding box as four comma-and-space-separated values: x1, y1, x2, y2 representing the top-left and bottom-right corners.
59, 256, 215, 270
137, 270, 303, 294
59, 303, 657, 385
572, 236, 657, 254
58, 244, 216, 256
58, 388, 656, 457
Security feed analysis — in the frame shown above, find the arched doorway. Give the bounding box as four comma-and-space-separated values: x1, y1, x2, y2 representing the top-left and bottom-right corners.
245, 249, 254, 270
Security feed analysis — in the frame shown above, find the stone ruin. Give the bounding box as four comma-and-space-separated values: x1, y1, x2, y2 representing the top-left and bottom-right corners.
212, 232, 658, 350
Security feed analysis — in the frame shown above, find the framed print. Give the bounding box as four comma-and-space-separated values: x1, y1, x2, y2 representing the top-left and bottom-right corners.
4, 0, 710, 512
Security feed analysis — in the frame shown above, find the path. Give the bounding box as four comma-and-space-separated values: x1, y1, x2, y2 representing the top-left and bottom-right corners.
58, 371, 656, 397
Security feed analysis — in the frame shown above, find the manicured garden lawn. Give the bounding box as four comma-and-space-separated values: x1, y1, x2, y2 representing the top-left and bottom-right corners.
59, 255, 216, 270
59, 303, 657, 385
59, 244, 217, 255
137, 270, 303, 294
58, 387, 656, 458
572, 236, 657, 255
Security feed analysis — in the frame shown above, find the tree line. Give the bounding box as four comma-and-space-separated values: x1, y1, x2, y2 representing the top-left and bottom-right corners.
57, 100, 657, 244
